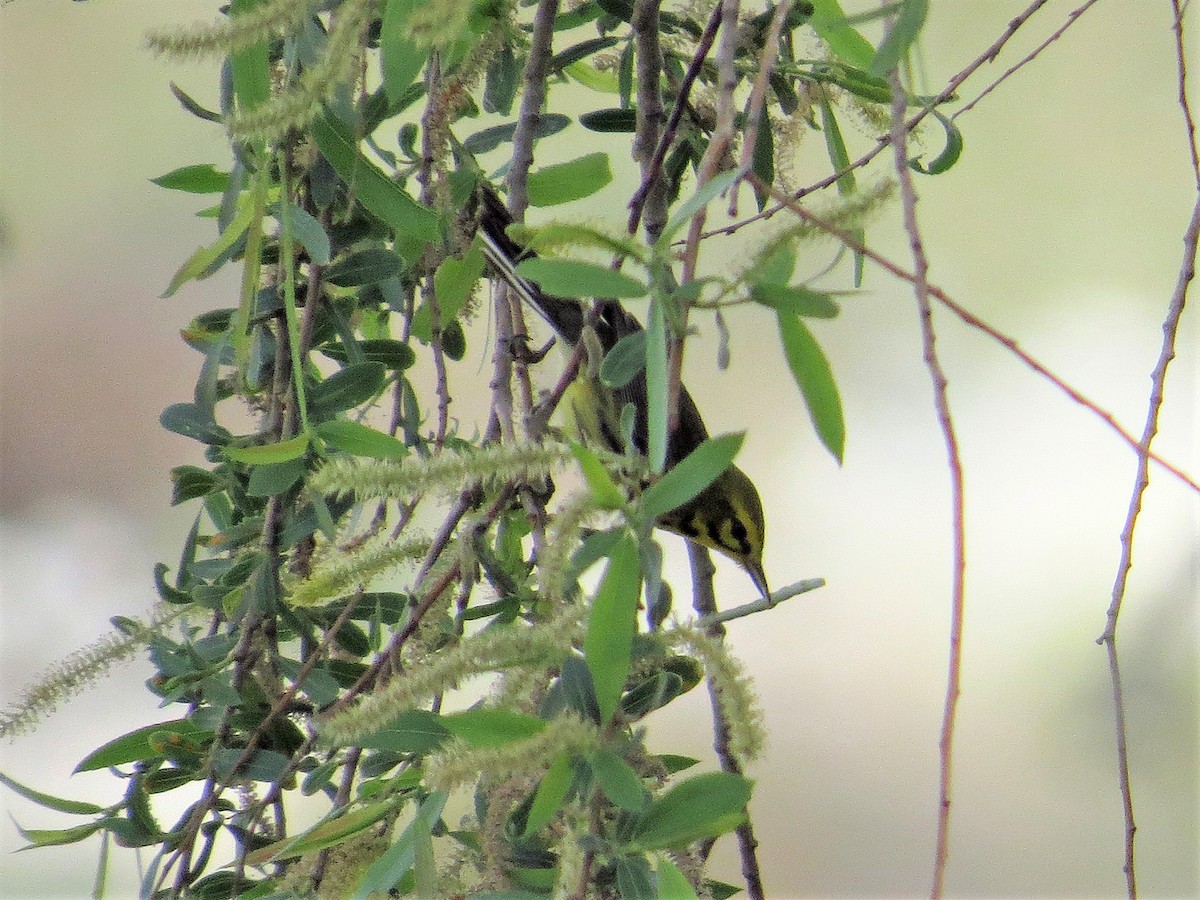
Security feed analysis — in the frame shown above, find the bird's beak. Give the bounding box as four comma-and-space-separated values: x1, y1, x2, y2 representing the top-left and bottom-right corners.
747, 561, 771, 602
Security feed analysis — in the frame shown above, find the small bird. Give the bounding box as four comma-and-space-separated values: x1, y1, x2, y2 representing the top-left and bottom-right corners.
472, 183, 769, 598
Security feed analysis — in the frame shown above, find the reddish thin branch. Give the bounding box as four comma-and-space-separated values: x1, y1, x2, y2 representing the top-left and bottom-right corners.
883, 67, 967, 900
1095, 8, 1200, 897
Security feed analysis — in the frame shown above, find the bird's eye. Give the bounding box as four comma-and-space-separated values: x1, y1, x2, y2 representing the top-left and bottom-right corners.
730, 520, 748, 542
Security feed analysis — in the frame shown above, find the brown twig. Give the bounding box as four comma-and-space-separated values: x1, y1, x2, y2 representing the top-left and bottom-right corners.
952, 0, 1106, 121
883, 66, 967, 900
1095, 8, 1200, 897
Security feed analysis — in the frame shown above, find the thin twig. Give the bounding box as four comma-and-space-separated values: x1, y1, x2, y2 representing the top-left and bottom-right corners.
631, 0, 668, 242
696, 578, 825, 627
1094, 8, 1200, 897
953, 0, 1106, 121
883, 65, 967, 900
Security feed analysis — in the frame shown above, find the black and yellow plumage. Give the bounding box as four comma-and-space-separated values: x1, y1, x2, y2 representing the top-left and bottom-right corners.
474, 185, 769, 597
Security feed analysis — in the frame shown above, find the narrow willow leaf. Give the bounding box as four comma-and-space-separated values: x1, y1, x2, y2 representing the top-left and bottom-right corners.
224, 434, 310, 465
808, 0, 876, 68
776, 312, 845, 463
229, 0, 270, 112
317, 419, 408, 459
599, 330, 646, 389
440, 709, 546, 748
15, 820, 106, 849
660, 170, 740, 244
571, 443, 626, 510
75, 720, 213, 772
550, 36, 619, 72
309, 361, 387, 415
161, 193, 255, 297
319, 338, 416, 370
351, 709, 451, 753
579, 107, 638, 132
212, 748, 290, 782
909, 109, 964, 175
615, 856, 655, 899
248, 800, 396, 864
0, 772, 104, 816
644, 299, 668, 473
516, 258, 646, 299
584, 533, 641, 724
521, 752, 574, 837
246, 457, 307, 496
352, 793, 448, 900
433, 245, 485, 313
750, 107, 774, 212
484, 43, 520, 114
160, 403, 232, 445
749, 283, 840, 318
461, 113, 571, 154
381, 0, 430, 104
628, 772, 752, 851
869, 0, 928, 77
324, 246, 403, 286
312, 113, 439, 241
527, 153, 613, 206
656, 858, 701, 900
151, 164, 229, 194
591, 749, 647, 812
563, 61, 621, 93
641, 432, 744, 521
284, 202, 331, 264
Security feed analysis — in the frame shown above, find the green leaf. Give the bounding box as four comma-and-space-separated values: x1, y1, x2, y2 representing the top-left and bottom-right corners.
324, 246, 404, 286
230, 0, 270, 111
381, 0, 430, 104
550, 36, 619, 73
151, 164, 229, 194
809, 0, 876, 68
584, 533, 641, 724
161, 192, 255, 297
579, 107, 638, 132
776, 312, 845, 463
351, 709, 451, 753
246, 457, 307, 496
320, 338, 416, 370
284, 202, 331, 265
212, 748, 290, 782
440, 709, 547, 748
615, 855, 655, 899
75, 720, 213, 772
817, 94, 864, 286
516, 257, 646, 299
570, 443, 625, 510
484, 43, 520, 114
312, 113, 439, 241
591, 749, 647, 811
0, 772, 104, 815
15, 819, 106, 849
749, 283, 840, 318
628, 772, 752, 850
309, 361, 387, 415
317, 419, 409, 459
655, 754, 700, 774
527, 153, 613, 206
353, 792, 448, 900
600, 330, 646, 389
461, 113, 571, 154
660, 170, 741, 244
869, 0, 928, 77
656, 858, 701, 900
170, 465, 219, 504
644, 299, 668, 473
248, 801, 396, 864
641, 433, 744, 521
909, 109, 964, 175
224, 434, 310, 465
750, 107, 774, 212
522, 753, 574, 837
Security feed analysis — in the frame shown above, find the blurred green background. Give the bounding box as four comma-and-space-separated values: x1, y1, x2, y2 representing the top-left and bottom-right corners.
1, 2, 1196, 897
